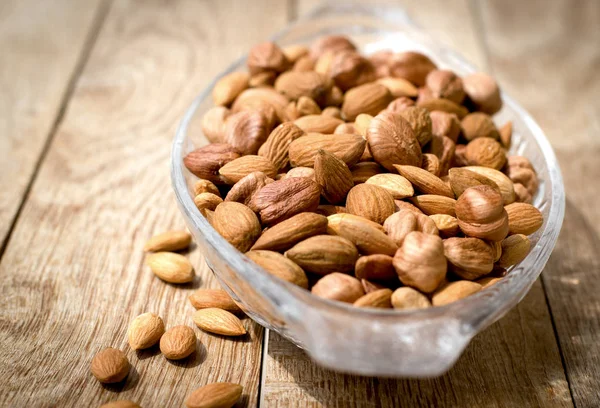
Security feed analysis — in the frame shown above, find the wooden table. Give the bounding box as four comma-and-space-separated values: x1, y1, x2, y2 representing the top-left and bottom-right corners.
1, 0, 598, 406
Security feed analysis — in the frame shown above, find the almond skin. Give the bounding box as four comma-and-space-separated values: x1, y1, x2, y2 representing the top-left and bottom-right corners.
409, 195, 456, 216
432, 281, 482, 306
91, 348, 129, 384
189, 289, 242, 313
353, 288, 393, 308
391, 287, 431, 310
224, 171, 273, 206
462, 72, 502, 115
213, 71, 250, 106
246, 250, 309, 288
342, 82, 393, 121
354, 254, 396, 281
365, 173, 414, 199
465, 137, 507, 170
251, 212, 328, 251
288, 133, 366, 167
366, 111, 422, 171
461, 112, 500, 141
250, 177, 321, 225
212, 202, 261, 252
498, 234, 531, 267
443, 237, 495, 280
160, 325, 196, 360
314, 149, 354, 204
144, 230, 191, 252
346, 184, 396, 224
505, 202, 543, 235
183, 143, 240, 184
128, 312, 165, 350
258, 122, 305, 170
327, 213, 398, 256
394, 165, 454, 198
193, 308, 246, 336
285, 235, 359, 275
294, 114, 344, 134
185, 382, 243, 408
311, 272, 364, 303
218, 155, 277, 184
146, 252, 194, 284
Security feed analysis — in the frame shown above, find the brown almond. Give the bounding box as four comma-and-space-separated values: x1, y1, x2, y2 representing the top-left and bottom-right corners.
194, 192, 223, 215
365, 173, 414, 199
395, 200, 425, 215
128, 313, 165, 350
432, 281, 482, 306
428, 134, 456, 176
389, 51, 436, 86
417, 97, 469, 119
498, 234, 531, 267
409, 195, 456, 216
443, 237, 495, 280
353, 288, 393, 308
311, 35, 357, 59
224, 171, 273, 206
323, 106, 342, 119
430, 111, 461, 142
311, 272, 364, 303
293, 55, 316, 71
315, 205, 347, 216
219, 155, 277, 184
201, 106, 229, 143
448, 167, 500, 198
465, 137, 506, 170
346, 184, 396, 224
327, 213, 398, 256
461, 112, 500, 141
193, 308, 246, 336
275, 71, 332, 101
100, 401, 140, 408
329, 51, 376, 91
189, 289, 242, 313
258, 122, 305, 171
394, 165, 454, 197
251, 212, 327, 252
213, 72, 250, 106
223, 110, 271, 155
421, 153, 440, 176
462, 72, 502, 115
283, 44, 309, 62
231, 87, 289, 122
212, 202, 261, 252
288, 133, 366, 167
183, 143, 240, 184
342, 82, 393, 121
377, 77, 418, 98
366, 111, 422, 171
354, 113, 374, 137
247, 42, 290, 75
477, 276, 503, 289
391, 287, 432, 310
429, 214, 460, 238
499, 121, 512, 148
387, 96, 415, 113
393, 232, 447, 293
144, 230, 192, 252
314, 149, 354, 204
185, 382, 243, 408
250, 177, 321, 225
160, 326, 196, 360
285, 96, 322, 120
146, 252, 194, 284
249, 71, 276, 88
91, 348, 129, 384
455, 186, 509, 241
398, 106, 433, 147
514, 183, 533, 204
505, 202, 543, 235
351, 162, 384, 184
285, 167, 315, 180
463, 166, 516, 205
355, 254, 396, 281
285, 235, 359, 274
361, 279, 387, 294
194, 179, 221, 196
426, 69, 465, 104
294, 114, 344, 134
383, 210, 418, 247
247, 250, 308, 288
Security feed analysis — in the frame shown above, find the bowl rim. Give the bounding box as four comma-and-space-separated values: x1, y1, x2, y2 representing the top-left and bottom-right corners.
170, 6, 565, 327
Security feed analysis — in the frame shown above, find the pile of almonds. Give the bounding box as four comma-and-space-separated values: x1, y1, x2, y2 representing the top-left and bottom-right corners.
184, 35, 543, 310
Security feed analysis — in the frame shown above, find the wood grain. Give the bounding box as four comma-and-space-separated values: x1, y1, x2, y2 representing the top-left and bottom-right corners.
0, 0, 106, 251
0, 0, 289, 406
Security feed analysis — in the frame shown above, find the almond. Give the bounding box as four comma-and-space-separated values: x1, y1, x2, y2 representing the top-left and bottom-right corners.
383, 209, 438, 247
361, 279, 387, 294
213, 72, 250, 106
462, 72, 502, 115
394, 200, 425, 215
409, 195, 456, 216
288, 133, 366, 167
393, 231, 447, 293
421, 153, 440, 176
160, 326, 196, 360
201, 106, 229, 143
387, 96, 415, 113
461, 112, 500, 141
183, 143, 240, 184
285, 167, 315, 180
194, 192, 223, 215
185, 382, 243, 408
322, 106, 342, 119
429, 214, 460, 238
274, 71, 331, 101
247, 42, 290, 75
100, 401, 140, 408
294, 114, 344, 134
224, 171, 273, 206
342, 82, 392, 121
398, 106, 433, 147
514, 183, 532, 204
223, 110, 271, 155
391, 287, 431, 310
285, 235, 358, 274
394, 165, 454, 197
465, 137, 506, 170
355, 254, 396, 281
354, 113, 374, 137
250, 177, 321, 225
426, 69, 465, 104
232, 87, 289, 122
443, 237, 495, 280
91, 348, 129, 384
455, 185, 509, 241
366, 111, 422, 171
346, 184, 396, 224
311, 272, 364, 303
146, 252, 194, 284
498, 234, 530, 267
193, 308, 246, 336
365, 173, 414, 199
327, 213, 398, 256
448, 167, 500, 198
189, 289, 242, 313
315, 205, 347, 217
246, 250, 308, 288
283, 44, 309, 62
377, 77, 418, 98
428, 134, 456, 176
389, 51, 436, 86
488, 240, 503, 262
353, 288, 393, 308
212, 202, 261, 252
325, 85, 344, 106
249, 71, 276, 87
251, 212, 328, 251
505, 202, 543, 235
286, 96, 322, 120
194, 179, 221, 196
351, 162, 384, 184
463, 166, 516, 205
314, 149, 354, 204
258, 122, 305, 170
430, 111, 460, 142
218, 155, 277, 184
417, 97, 469, 119
432, 281, 482, 306
329, 51, 376, 91
310, 35, 357, 59
144, 230, 191, 252
128, 313, 165, 350
293, 55, 316, 72
499, 121, 512, 148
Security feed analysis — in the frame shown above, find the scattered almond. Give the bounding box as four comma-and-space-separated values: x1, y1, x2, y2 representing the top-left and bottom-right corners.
128, 313, 165, 350
185, 382, 243, 408
189, 289, 243, 313
193, 308, 246, 336
147, 252, 194, 284
160, 326, 196, 360
91, 348, 129, 384
144, 230, 191, 252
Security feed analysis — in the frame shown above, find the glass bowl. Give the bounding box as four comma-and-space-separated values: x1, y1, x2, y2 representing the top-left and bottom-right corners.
171, 4, 564, 377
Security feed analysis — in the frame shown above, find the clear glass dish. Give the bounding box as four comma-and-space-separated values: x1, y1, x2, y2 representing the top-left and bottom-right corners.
171, 4, 565, 377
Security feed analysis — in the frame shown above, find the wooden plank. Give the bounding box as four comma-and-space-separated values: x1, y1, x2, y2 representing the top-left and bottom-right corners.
479, 0, 600, 404
0, 0, 106, 251
0, 0, 289, 406
260, 1, 573, 406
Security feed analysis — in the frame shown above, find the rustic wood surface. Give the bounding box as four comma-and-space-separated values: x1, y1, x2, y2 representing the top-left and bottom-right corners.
0, 0, 598, 407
